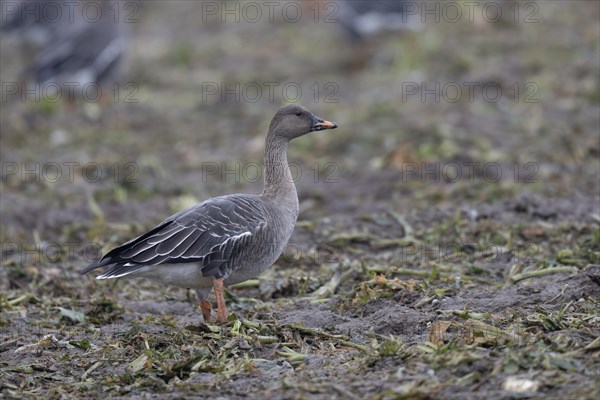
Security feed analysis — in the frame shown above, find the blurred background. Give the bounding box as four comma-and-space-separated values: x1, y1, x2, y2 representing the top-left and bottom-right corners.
0, 1, 599, 397
1, 0, 598, 242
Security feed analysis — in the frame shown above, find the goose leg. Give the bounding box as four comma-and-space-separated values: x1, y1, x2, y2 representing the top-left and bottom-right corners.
213, 278, 228, 323
196, 288, 212, 322
199, 300, 212, 322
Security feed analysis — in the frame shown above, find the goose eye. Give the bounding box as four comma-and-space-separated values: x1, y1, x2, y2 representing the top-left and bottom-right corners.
295, 112, 302, 117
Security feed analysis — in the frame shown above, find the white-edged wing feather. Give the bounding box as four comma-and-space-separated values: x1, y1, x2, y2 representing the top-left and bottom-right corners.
82, 195, 267, 280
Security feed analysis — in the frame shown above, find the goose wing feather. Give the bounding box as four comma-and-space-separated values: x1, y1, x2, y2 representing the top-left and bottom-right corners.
82, 195, 267, 279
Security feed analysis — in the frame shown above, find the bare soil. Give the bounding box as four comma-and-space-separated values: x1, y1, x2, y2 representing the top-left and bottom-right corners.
1, 2, 599, 399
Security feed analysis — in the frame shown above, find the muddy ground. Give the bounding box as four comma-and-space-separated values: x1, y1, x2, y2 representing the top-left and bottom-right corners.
1, 1, 599, 399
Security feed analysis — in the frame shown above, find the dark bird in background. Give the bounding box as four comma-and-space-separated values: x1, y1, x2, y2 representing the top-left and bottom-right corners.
2, 0, 127, 88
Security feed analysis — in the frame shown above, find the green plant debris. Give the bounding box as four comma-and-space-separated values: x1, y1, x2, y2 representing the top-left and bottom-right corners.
1, 2, 599, 399
58, 307, 86, 324
510, 266, 578, 283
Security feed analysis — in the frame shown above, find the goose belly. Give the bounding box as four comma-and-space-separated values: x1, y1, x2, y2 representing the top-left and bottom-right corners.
127, 225, 293, 288
132, 263, 212, 289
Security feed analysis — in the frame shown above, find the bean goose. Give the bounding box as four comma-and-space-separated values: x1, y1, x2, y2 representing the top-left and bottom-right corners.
83, 105, 337, 322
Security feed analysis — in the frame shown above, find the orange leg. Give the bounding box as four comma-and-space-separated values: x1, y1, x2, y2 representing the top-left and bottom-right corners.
199, 299, 212, 322
213, 278, 228, 323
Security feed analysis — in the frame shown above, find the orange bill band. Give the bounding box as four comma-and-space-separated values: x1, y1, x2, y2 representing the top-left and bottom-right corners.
314, 120, 337, 129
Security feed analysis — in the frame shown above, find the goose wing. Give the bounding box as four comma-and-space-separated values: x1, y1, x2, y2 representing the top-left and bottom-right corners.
82, 195, 267, 279
34, 24, 125, 85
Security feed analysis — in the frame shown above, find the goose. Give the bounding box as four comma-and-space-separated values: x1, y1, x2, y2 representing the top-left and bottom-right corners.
83, 105, 337, 322
2, 0, 127, 88
336, 0, 423, 41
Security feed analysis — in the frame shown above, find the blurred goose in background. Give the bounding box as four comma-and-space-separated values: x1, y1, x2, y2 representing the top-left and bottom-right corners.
336, 0, 423, 41
83, 105, 338, 323
2, 1, 57, 45
2, 0, 127, 89
332, 0, 424, 71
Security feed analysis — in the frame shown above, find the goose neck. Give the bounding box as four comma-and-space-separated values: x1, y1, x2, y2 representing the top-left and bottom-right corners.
261, 135, 297, 201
